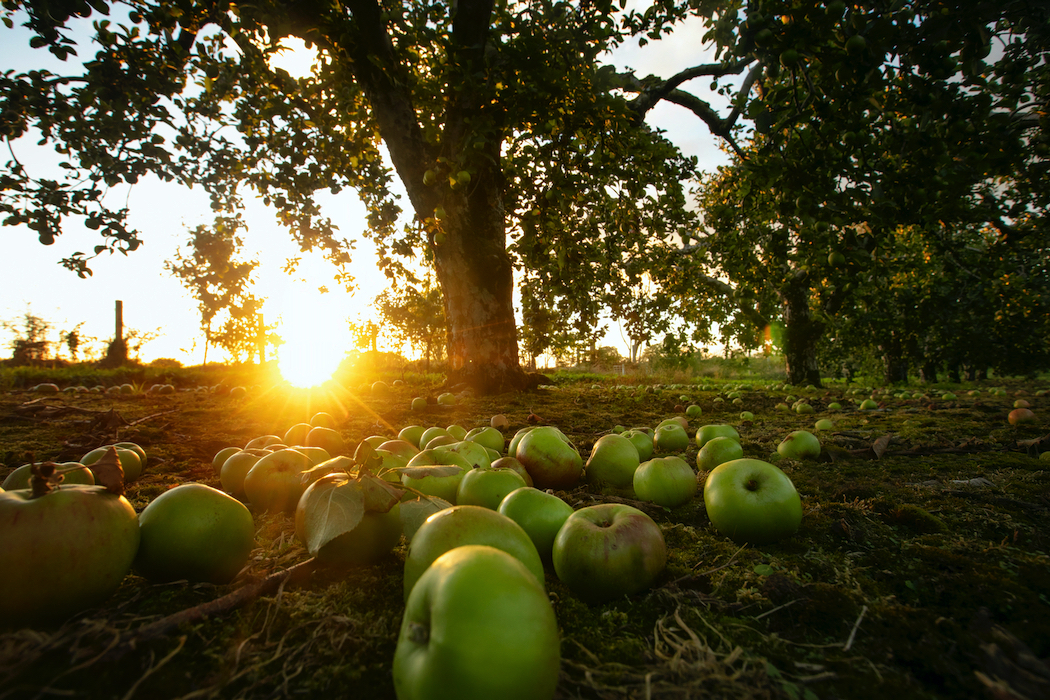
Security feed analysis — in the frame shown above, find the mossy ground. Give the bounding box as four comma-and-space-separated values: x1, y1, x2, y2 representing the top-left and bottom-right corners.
1, 372, 1048, 699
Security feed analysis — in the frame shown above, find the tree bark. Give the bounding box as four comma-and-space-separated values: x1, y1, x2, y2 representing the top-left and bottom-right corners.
779, 276, 823, 387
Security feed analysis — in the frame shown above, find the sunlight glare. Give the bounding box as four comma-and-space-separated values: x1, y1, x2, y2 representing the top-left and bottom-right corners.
268, 37, 317, 80
274, 284, 357, 388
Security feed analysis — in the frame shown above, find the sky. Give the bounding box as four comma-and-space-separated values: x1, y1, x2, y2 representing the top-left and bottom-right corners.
0, 7, 733, 375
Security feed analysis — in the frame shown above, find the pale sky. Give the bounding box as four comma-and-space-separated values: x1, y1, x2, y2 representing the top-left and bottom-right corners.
0, 9, 732, 373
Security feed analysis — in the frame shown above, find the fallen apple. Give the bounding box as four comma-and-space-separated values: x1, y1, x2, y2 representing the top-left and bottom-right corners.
515, 426, 583, 489
703, 458, 802, 545
497, 487, 574, 564
696, 436, 744, 472
776, 430, 821, 460
552, 503, 666, 603
135, 483, 256, 584
393, 545, 560, 700
242, 448, 313, 513
584, 433, 640, 488
456, 467, 528, 510
695, 424, 741, 449
633, 456, 698, 508
403, 505, 544, 601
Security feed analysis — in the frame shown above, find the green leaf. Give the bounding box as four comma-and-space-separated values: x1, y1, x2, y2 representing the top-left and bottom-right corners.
300, 455, 355, 487
753, 564, 775, 576
360, 472, 405, 513
298, 474, 365, 557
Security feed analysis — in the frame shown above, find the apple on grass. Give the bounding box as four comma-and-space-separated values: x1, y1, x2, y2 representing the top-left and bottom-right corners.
776, 430, 821, 460
514, 426, 583, 489
497, 487, 574, 565
695, 424, 741, 449
419, 427, 451, 450
697, 436, 744, 472
465, 426, 506, 454
306, 426, 346, 456
295, 480, 403, 566
653, 423, 690, 453
242, 448, 313, 513
283, 422, 313, 447
633, 456, 698, 508
393, 545, 560, 700
212, 446, 241, 476
220, 450, 266, 498
1, 482, 139, 627
400, 466, 466, 504
81, 445, 143, 483
434, 440, 492, 469
552, 503, 667, 603
135, 483, 256, 584
456, 467, 527, 510
489, 456, 534, 487
403, 505, 545, 602
584, 434, 640, 489
3, 462, 95, 490
399, 425, 427, 447
703, 458, 802, 545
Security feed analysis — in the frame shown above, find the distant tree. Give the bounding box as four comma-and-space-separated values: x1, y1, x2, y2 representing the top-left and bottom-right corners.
374, 282, 446, 372
2, 308, 51, 364
166, 215, 266, 363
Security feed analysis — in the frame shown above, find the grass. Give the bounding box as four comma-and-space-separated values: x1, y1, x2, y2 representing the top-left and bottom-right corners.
1, 368, 1048, 699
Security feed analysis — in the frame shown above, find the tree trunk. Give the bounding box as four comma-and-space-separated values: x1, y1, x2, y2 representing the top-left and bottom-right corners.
919, 361, 938, 384
432, 179, 530, 394
880, 336, 909, 384
779, 276, 823, 387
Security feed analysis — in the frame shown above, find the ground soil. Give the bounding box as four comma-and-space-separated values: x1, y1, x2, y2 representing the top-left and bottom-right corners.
1, 373, 1048, 700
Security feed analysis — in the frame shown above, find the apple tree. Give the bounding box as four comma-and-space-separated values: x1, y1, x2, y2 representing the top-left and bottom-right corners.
618, 0, 1048, 384
0, 0, 696, 392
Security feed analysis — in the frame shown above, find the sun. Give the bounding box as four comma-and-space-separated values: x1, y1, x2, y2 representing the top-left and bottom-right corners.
271, 283, 359, 389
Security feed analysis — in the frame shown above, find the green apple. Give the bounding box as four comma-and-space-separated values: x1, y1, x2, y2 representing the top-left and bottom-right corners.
827, 402, 842, 411
220, 449, 265, 498
411, 397, 428, 411
245, 434, 283, 450
633, 456, 698, 508
2, 462, 94, 490
621, 429, 655, 462
438, 393, 457, 406
658, 417, 689, 431
242, 448, 313, 513
465, 426, 505, 454
777, 430, 821, 460
400, 495, 453, 543
403, 505, 544, 601
400, 465, 466, 503
814, 419, 835, 431
859, 399, 878, 410
295, 445, 332, 466
393, 545, 560, 700
310, 411, 337, 428
446, 424, 467, 440
552, 504, 667, 603
0, 484, 139, 626
497, 487, 573, 564
419, 426, 451, 450
82, 445, 143, 482
135, 483, 256, 584
114, 441, 147, 467
703, 458, 802, 545
456, 467, 528, 510
740, 411, 755, 421
407, 448, 473, 471
686, 404, 702, 419
399, 425, 427, 447
434, 440, 492, 469
695, 424, 741, 449
283, 422, 313, 447
306, 426, 346, 456
212, 446, 241, 477
514, 426, 583, 489
653, 423, 690, 453
489, 456, 534, 487
584, 434, 640, 488
696, 436, 744, 472
378, 439, 420, 461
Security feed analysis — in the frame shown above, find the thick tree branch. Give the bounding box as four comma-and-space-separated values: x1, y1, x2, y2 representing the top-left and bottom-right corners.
617, 59, 757, 158
342, 0, 434, 214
